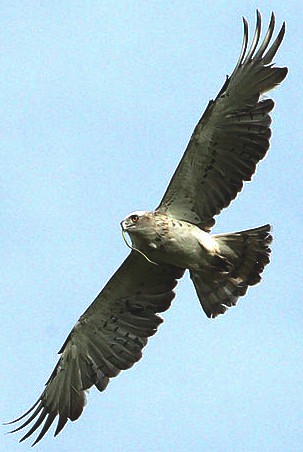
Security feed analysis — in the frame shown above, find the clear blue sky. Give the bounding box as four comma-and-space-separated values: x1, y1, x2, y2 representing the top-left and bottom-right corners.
1, 2, 302, 451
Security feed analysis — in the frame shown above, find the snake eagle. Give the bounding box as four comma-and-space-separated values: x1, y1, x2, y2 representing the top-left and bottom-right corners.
7, 11, 287, 445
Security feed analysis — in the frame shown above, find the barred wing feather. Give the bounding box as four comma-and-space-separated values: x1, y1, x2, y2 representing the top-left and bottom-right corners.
157, 11, 287, 231
7, 252, 184, 445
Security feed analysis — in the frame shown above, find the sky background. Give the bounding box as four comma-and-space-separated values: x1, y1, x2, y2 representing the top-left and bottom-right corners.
1, 2, 302, 451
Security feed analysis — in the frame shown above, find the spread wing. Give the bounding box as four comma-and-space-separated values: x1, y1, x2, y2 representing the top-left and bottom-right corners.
7, 252, 184, 445
157, 11, 287, 231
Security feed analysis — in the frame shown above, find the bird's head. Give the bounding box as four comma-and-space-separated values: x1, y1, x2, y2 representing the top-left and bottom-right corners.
120, 210, 162, 265
120, 210, 152, 236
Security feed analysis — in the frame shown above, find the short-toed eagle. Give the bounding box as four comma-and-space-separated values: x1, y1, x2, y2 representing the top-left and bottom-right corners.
7, 11, 287, 445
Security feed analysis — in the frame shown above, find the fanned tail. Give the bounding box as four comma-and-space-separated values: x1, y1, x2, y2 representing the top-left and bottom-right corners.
190, 224, 272, 318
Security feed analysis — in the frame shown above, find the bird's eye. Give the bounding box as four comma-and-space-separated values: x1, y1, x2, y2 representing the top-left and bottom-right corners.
130, 214, 139, 223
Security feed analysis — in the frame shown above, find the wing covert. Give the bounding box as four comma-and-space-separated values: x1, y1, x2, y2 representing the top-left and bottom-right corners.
157, 11, 287, 231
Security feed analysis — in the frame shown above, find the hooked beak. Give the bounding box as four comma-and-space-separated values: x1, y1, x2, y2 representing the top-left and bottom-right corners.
120, 219, 136, 232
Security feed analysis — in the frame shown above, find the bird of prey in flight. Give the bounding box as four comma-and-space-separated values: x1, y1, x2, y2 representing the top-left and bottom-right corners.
7, 11, 287, 446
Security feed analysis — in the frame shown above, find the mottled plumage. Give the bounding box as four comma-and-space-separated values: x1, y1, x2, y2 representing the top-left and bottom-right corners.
121, 212, 272, 318
7, 11, 287, 445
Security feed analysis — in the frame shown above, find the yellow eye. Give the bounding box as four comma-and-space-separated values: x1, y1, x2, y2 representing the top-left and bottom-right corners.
130, 214, 139, 223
